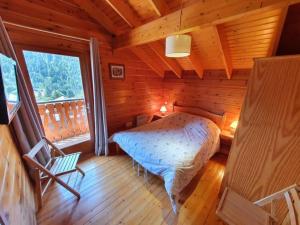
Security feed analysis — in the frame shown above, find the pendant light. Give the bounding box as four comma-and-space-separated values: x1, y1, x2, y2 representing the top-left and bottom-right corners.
165, 0, 191, 58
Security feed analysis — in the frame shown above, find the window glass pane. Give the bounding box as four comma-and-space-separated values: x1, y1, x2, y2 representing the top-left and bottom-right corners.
23, 50, 84, 103
0, 53, 18, 102
0, 53, 19, 115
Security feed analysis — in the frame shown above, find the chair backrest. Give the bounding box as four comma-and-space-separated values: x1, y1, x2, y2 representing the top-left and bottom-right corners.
23, 137, 52, 171
254, 184, 300, 225
284, 187, 300, 225
25, 138, 49, 160
23, 137, 65, 171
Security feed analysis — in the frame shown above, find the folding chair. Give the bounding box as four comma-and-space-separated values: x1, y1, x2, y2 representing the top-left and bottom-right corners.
217, 184, 300, 225
254, 184, 300, 225
23, 137, 85, 209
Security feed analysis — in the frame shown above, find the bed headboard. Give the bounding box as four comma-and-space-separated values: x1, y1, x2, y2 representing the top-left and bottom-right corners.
173, 104, 226, 130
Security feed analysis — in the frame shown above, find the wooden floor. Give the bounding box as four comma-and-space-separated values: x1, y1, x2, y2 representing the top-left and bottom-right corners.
37, 153, 226, 225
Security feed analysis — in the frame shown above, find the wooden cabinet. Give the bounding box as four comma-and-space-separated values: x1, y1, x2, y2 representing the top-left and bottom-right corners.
222, 56, 300, 222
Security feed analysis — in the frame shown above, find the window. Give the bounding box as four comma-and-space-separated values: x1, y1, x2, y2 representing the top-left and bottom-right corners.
23, 50, 84, 102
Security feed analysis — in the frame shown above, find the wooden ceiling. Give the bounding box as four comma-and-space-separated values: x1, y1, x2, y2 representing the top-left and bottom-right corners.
0, 0, 299, 79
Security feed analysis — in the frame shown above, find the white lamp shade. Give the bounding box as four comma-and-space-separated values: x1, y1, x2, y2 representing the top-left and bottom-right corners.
165, 34, 191, 58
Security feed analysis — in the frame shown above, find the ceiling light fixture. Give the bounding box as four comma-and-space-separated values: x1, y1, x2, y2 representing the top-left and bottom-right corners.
165, 0, 191, 58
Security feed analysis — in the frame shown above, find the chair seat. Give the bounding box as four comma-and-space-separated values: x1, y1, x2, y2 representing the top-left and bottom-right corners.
217, 188, 273, 225
50, 152, 81, 176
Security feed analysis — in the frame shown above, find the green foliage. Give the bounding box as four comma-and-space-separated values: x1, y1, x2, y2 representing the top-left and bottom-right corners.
0, 53, 18, 102
23, 51, 84, 102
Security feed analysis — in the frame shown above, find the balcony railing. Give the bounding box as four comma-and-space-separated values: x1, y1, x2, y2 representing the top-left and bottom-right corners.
37, 99, 89, 142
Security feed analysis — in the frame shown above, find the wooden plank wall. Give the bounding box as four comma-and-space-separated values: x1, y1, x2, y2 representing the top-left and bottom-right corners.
163, 70, 251, 131
222, 56, 300, 222
0, 125, 36, 225
100, 46, 164, 135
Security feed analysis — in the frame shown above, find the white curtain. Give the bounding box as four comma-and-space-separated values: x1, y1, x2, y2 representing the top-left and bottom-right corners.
0, 17, 50, 165
90, 38, 109, 156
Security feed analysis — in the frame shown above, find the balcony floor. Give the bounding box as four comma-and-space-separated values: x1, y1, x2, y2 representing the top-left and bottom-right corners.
54, 133, 90, 149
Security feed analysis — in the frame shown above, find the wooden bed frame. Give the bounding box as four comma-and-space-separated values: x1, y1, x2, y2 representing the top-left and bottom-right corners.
173, 104, 226, 130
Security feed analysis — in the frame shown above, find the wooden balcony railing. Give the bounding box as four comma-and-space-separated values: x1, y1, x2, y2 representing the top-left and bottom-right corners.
37, 99, 89, 142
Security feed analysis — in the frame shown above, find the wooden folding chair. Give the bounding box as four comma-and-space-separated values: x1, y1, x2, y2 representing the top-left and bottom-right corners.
216, 188, 275, 225
217, 184, 300, 225
254, 184, 300, 225
23, 137, 85, 209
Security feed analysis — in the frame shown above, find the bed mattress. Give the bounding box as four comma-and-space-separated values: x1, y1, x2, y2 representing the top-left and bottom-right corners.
109, 112, 220, 212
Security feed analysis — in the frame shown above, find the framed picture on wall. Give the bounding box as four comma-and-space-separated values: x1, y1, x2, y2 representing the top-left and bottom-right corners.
109, 63, 125, 80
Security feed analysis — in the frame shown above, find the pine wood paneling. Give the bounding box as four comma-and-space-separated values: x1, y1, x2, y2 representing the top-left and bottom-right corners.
101, 46, 164, 134
127, 0, 158, 22
147, 0, 169, 16
222, 56, 300, 222
176, 57, 194, 71
0, 125, 36, 225
190, 28, 225, 70
163, 70, 251, 131
36, 153, 226, 225
113, 0, 292, 49
223, 8, 284, 68
0, 0, 111, 42
72, 0, 130, 35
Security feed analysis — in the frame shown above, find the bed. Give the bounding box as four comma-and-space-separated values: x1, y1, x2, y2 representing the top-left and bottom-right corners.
109, 105, 225, 212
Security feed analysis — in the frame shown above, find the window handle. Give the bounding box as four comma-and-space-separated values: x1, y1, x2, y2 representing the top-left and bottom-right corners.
86, 103, 90, 113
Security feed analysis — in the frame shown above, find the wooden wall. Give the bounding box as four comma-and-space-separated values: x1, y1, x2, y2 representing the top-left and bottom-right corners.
163, 70, 251, 131
0, 125, 36, 225
100, 46, 164, 135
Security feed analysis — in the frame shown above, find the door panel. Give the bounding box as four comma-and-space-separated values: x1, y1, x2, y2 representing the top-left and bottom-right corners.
17, 46, 94, 154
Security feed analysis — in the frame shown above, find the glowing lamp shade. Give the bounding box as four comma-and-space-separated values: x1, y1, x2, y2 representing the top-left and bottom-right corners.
160, 105, 167, 115
230, 120, 238, 130
165, 34, 191, 58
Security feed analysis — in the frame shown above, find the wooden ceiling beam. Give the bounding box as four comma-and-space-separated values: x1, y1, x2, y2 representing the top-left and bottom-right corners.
149, 41, 182, 78
73, 0, 118, 35
105, 0, 142, 28
113, 0, 299, 50
130, 46, 165, 77
106, 0, 183, 78
150, 0, 204, 79
147, 0, 169, 17
188, 53, 204, 79
214, 24, 233, 79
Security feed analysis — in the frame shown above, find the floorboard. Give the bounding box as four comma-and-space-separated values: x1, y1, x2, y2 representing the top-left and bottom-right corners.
37, 153, 226, 225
